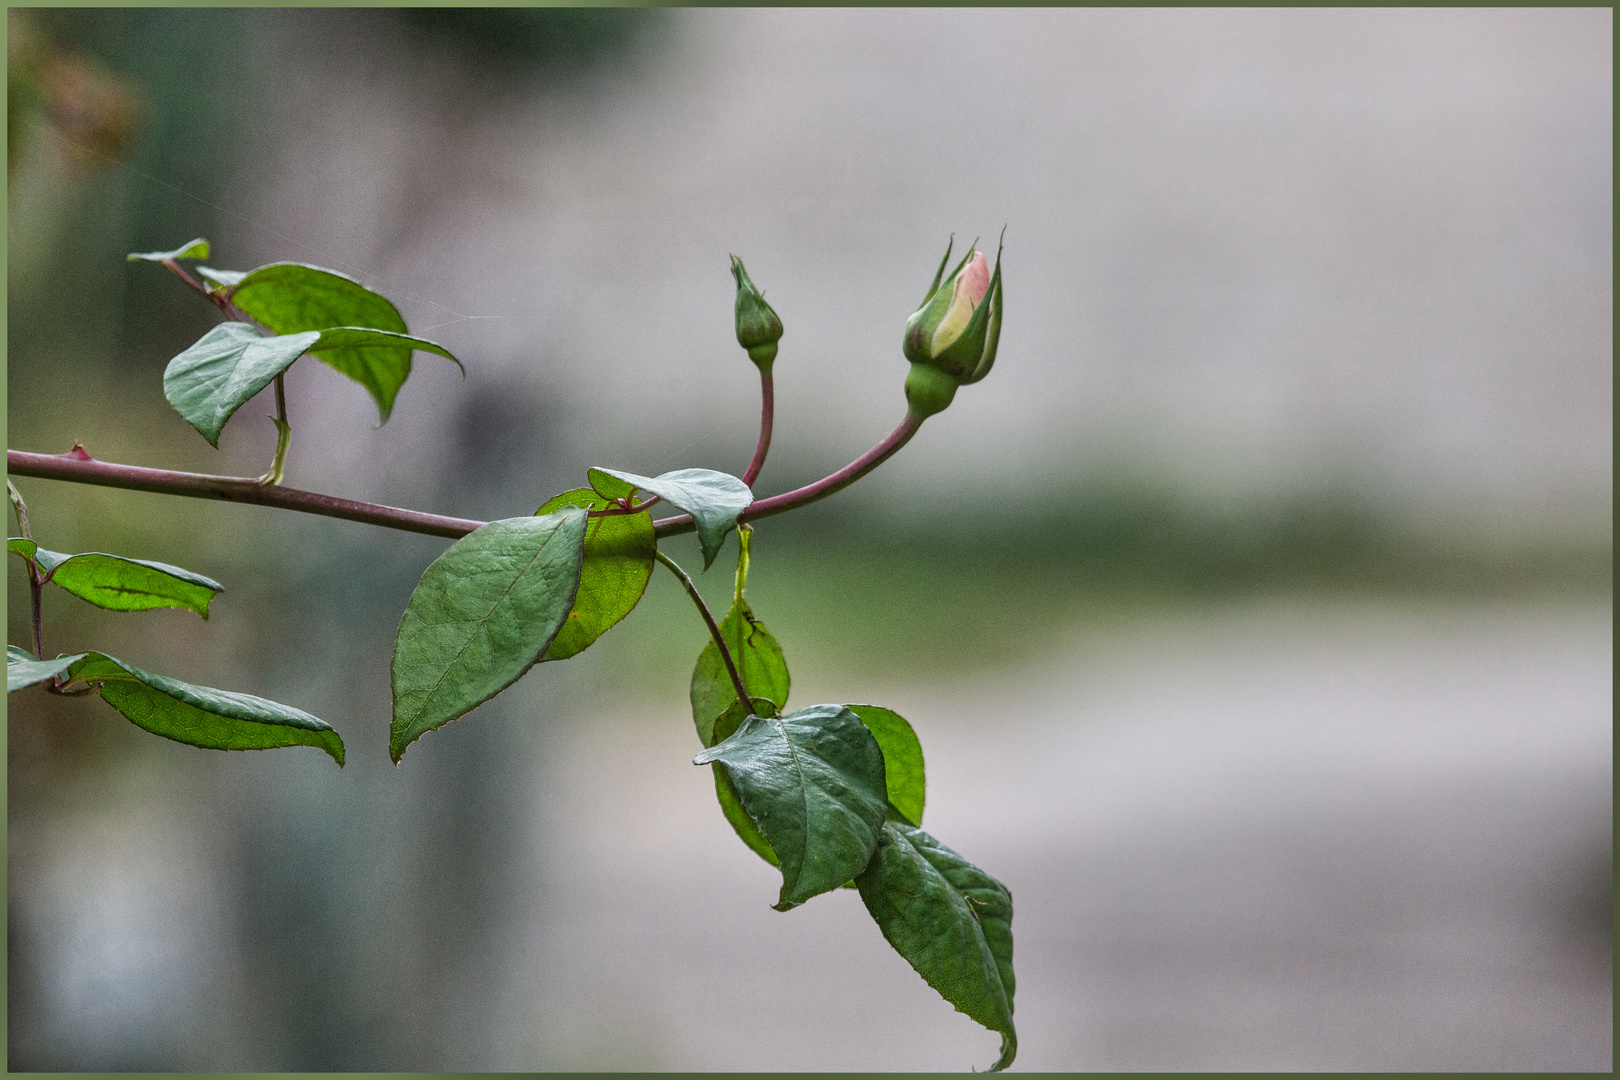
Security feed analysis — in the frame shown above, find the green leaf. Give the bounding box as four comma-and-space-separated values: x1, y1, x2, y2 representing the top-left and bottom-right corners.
227, 262, 425, 421
593, 467, 752, 569
390, 508, 589, 762
163, 322, 321, 446
229, 261, 406, 333
7, 646, 86, 693
62, 651, 344, 764
31, 548, 223, 617
855, 822, 1016, 1072
694, 703, 888, 910
535, 488, 655, 662
298, 326, 464, 423
848, 704, 926, 827
707, 695, 783, 867
9, 537, 38, 560
585, 468, 638, 502
690, 597, 789, 746
128, 238, 208, 262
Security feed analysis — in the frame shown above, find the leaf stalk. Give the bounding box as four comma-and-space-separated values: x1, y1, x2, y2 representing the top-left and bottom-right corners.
655, 548, 750, 708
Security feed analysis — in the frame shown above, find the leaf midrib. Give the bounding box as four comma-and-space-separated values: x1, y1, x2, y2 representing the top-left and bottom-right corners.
774, 715, 814, 897
404, 521, 566, 726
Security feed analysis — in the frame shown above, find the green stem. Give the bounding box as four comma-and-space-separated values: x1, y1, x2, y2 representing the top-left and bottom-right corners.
258, 374, 292, 485
656, 548, 749, 707
733, 523, 752, 604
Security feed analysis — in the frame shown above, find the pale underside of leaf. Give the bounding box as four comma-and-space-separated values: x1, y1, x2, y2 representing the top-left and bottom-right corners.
128, 238, 208, 262
163, 322, 321, 446
593, 466, 752, 569
7, 648, 87, 693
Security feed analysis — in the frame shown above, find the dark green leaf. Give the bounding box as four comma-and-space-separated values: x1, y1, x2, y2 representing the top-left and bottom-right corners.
690, 597, 789, 746
856, 822, 1016, 1072
63, 651, 344, 764
228, 262, 421, 420
391, 508, 588, 762
535, 488, 654, 662
694, 703, 887, 910
707, 696, 783, 868
848, 704, 926, 827
593, 467, 752, 569
9, 537, 38, 560
32, 548, 223, 617
163, 322, 321, 446
299, 326, 464, 423
7, 646, 86, 693
128, 238, 208, 262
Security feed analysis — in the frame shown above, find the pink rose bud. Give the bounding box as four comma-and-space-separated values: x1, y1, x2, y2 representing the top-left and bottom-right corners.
901, 234, 1004, 417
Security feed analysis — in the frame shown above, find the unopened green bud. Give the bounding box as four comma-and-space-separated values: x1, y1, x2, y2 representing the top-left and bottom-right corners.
901, 235, 1003, 414
731, 255, 783, 368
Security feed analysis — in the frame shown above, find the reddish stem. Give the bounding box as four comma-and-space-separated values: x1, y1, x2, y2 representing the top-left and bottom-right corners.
8, 448, 483, 539
742, 366, 774, 487
7, 409, 926, 544
655, 549, 749, 707
649, 409, 924, 539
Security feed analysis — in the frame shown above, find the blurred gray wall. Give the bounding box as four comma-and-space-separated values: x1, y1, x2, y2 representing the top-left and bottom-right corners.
189, 8, 1611, 538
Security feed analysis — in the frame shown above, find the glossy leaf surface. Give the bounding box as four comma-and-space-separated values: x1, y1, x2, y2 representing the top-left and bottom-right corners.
705, 696, 782, 868
128, 238, 208, 262
694, 703, 887, 909
163, 322, 321, 446
690, 597, 790, 746
856, 822, 1016, 1071
65, 651, 343, 764
7, 646, 85, 693
9, 537, 37, 560
32, 548, 223, 617
593, 467, 752, 569
848, 704, 926, 826
390, 508, 588, 762
535, 488, 654, 662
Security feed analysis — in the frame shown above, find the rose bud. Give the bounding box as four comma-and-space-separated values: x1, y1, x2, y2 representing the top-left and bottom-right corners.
902, 235, 1003, 417
731, 255, 784, 369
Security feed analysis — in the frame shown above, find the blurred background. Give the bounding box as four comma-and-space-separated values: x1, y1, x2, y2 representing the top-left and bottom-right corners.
6, 7, 1610, 1070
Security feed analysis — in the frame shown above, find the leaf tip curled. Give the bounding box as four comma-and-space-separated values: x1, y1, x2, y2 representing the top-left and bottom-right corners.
988, 1031, 1017, 1073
